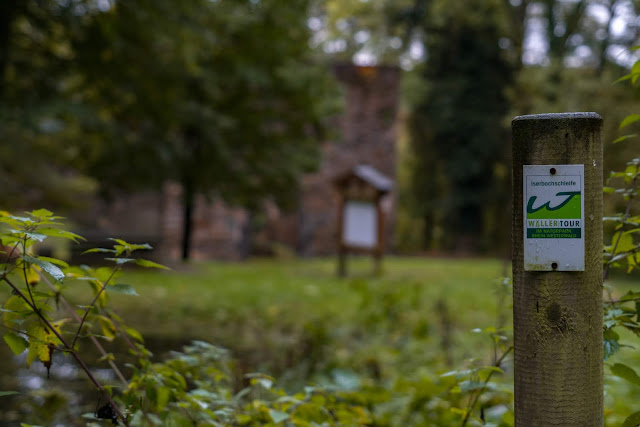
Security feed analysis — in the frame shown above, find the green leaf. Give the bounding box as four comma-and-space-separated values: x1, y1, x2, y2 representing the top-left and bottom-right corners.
37, 228, 85, 242
105, 258, 135, 265
135, 259, 170, 270
28, 209, 53, 219
620, 114, 640, 129
613, 134, 637, 144
620, 291, 640, 302
109, 238, 129, 246
36, 256, 69, 268
10, 216, 34, 224
111, 241, 153, 253
613, 74, 634, 85
478, 366, 504, 377
623, 411, 640, 427
98, 316, 116, 341
0, 391, 19, 397
441, 369, 473, 379
26, 324, 49, 368
107, 283, 139, 296
251, 377, 274, 389
610, 363, 640, 386
612, 231, 635, 254
97, 353, 115, 363
4, 296, 28, 327
133, 243, 153, 251
3, 333, 28, 355
268, 409, 290, 424
82, 248, 116, 254
125, 327, 144, 343
458, 380, 488, 393
23, 232, 47, 242
604, 329, 620, 361
21, 255, 65, 281
632, 61, 640, 84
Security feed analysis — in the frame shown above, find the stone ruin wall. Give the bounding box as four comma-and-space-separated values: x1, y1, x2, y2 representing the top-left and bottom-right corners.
72, 186, 248, 261
78, 64, 399, 261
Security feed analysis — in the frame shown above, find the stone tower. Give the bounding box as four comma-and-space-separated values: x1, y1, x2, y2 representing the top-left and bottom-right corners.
268, 64, 400, 256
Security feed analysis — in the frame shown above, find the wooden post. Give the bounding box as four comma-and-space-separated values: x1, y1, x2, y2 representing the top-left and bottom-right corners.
512, 113, 603, 425
337, 195, 347, 277
373, 196, 384, 276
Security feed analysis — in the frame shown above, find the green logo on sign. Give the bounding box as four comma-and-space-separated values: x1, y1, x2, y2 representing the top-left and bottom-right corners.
526, 191, 581, 219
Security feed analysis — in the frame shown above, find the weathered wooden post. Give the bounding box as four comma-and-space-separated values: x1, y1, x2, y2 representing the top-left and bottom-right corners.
512, 113, 603, 425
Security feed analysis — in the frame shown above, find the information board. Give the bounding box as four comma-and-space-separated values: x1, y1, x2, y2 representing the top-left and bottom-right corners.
343, 200, 377, 249
523, 164, 585, 271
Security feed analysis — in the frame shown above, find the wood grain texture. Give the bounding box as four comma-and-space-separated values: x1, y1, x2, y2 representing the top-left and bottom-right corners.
512, 113, 603, 426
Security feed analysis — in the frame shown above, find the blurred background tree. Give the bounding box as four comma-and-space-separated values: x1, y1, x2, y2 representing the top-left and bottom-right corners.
405, 0, 513, 252
0, 0, 97, 209
2, 0, 640, 256
1, 0, 338, 260
70, 0, 338, 260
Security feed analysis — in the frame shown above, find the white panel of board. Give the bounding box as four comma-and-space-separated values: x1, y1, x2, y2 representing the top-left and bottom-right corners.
343, 201, 377, 249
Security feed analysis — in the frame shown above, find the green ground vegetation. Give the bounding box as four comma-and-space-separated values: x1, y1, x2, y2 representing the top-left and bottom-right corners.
2, 256, 637, 425
105, 258, 640, 426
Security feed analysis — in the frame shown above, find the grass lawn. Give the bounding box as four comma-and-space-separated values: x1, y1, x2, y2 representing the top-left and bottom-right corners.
112, 256, 507, 337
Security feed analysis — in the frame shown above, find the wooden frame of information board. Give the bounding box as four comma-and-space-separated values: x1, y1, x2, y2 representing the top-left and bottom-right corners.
333, 165, 393, 277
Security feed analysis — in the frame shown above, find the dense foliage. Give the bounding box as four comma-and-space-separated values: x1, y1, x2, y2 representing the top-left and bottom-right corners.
601, 70, 640, 425
0, 0, 338, 259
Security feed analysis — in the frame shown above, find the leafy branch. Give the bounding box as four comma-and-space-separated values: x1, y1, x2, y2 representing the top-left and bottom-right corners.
37, 270, 129, 386
0, 210, 168, 425
602, 65, 640, 425
71, 264, 121, 349
0, 273, 129, 424
603, 160, 640, 285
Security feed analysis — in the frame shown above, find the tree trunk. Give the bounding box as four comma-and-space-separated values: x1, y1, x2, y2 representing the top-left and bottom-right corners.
181, 185, 195, 261
0, 0, 19, 97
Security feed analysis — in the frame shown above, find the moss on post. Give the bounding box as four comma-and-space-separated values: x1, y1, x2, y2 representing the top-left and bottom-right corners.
512, 113, 603, 425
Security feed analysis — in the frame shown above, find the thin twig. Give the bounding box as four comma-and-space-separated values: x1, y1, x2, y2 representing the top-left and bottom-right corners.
71, 266, 121, 349
109, 309, 142, 357
0, 323, 47, 342
21, 238, 38, 310
461, 347, 513, 427
2, 242, 20, 275
38, 271, 129, 386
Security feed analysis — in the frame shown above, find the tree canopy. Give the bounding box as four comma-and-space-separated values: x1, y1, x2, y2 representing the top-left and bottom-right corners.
0, 0, 96, 209
1, 0, 338, 259
4, 0, 640, 256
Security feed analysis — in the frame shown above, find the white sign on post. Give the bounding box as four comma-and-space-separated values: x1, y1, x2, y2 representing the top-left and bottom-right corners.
343, 200, 377, 249
523, 164, 585, 271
